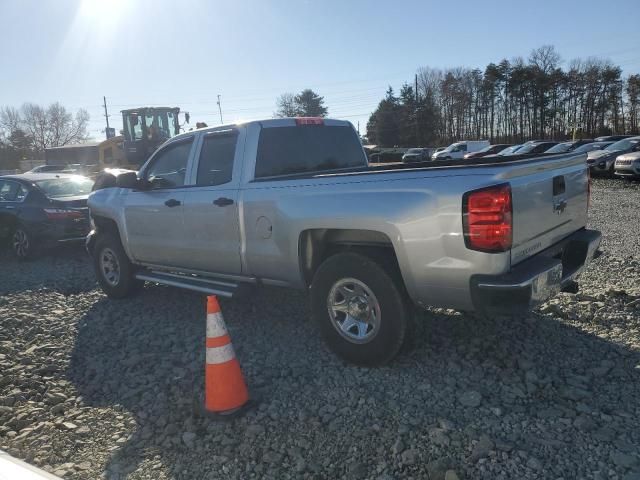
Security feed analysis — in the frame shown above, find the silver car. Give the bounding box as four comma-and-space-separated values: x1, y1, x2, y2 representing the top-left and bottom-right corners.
615, 151, 640, 178
588, 137, 640, 175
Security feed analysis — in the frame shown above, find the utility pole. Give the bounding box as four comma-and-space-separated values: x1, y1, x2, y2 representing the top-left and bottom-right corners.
357, 121, 360, 136
415, 73, 419, 145
103, 96, 110, 138
217, 95, 223, 124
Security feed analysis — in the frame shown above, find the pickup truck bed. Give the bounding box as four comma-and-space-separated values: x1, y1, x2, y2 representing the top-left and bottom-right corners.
87, 117, 601, 365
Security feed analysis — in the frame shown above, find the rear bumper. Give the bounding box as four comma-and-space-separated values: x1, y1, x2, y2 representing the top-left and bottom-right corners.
470, 229, 601, 314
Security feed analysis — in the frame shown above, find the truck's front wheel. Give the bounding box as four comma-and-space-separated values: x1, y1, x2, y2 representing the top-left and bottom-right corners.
311, 252, 409, 366
93, 233, 143, 299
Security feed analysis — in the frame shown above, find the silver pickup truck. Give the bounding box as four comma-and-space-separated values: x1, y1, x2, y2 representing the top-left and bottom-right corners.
87, 117, 601, 365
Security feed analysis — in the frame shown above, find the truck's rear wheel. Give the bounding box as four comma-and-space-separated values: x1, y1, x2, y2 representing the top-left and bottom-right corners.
311, 252, 408, 366
93, 233, 143, 299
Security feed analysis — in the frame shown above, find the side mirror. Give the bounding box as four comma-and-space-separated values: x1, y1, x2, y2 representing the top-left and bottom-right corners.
115, 171, 140, 189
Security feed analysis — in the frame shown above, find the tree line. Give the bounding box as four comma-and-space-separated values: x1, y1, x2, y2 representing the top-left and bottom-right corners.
0, 103, 89, 170
367, 45, 640, 147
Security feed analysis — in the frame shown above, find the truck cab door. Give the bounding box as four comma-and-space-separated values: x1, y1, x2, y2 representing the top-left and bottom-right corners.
123, 137, 195, 267
180, 129, 243, 274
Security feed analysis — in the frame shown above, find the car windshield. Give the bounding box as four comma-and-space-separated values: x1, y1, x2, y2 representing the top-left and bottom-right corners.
499, 145, 522, 155
35, 176, 94, 198
476, 145, 494, 153
574, 142, 610, 153
545, 143, 572, 154
605, 138, 640, 152
517, 142, 556, 154
406, 148, 423, 153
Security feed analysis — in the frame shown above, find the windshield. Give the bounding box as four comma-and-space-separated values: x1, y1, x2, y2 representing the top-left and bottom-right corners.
605, 138, 639, 152
574, 142, 610, 154
499, 145, 521, 155
406, 148, 423, 153
476, 145, 494, 153
546, 143, 572, 154
35, 176, 94, 198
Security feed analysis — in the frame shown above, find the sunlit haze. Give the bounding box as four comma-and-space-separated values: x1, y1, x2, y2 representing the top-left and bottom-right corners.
1, 0, 639, 140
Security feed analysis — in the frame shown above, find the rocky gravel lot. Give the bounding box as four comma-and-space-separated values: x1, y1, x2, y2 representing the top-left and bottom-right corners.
1, 177, 639, 480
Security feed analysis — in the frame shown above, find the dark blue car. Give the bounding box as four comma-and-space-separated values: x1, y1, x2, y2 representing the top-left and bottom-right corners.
0, 173, 93, 259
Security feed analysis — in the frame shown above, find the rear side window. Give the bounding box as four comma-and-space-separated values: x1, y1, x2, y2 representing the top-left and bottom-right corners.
0, 181, 19, 201
255, 125, 365, 178
196, 133, 237, 186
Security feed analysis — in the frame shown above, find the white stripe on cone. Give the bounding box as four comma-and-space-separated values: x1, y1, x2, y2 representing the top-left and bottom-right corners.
206, 343, 236, 365
206, 312, 228, 338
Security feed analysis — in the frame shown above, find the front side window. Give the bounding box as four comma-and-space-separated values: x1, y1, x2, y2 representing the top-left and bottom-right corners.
255, 126, 365, 178
196, 134, 237, 186
125, 114, 144, 141
146, 140, 193, 188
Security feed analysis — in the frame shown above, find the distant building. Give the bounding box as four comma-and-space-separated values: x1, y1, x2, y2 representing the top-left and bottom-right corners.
45, 142, 100, 167
44, 136, 129, 171
97, 135, 128, 168
19, 158, 45, 172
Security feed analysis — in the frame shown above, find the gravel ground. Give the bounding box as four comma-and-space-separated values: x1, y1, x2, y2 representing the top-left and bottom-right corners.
1, 177, 639, 480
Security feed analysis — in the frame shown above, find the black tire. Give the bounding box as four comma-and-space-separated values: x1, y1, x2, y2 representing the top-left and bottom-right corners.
310, 252, 409, 366
93, 233, 143, 299
11, 225, 36, 260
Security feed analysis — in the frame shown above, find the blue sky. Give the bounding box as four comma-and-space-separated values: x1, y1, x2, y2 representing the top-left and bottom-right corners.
1, 0, 639, 140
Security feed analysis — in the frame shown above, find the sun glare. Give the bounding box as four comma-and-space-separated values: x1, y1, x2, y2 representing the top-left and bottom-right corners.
78, 0, 130, 26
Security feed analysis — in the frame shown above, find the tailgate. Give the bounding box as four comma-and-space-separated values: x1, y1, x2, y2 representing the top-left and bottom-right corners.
507, 154, 589, 265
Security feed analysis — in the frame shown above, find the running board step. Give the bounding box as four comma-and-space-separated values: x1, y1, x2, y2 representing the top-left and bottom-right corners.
135, 271, 239, 298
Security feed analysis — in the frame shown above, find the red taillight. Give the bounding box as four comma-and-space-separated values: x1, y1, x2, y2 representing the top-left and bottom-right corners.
463, 184, 512, 252
295, 117, 324, 125
44, 208, 84, 220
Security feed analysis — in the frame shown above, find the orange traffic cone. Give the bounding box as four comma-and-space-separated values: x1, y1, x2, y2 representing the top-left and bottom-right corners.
204, 295, 249, 416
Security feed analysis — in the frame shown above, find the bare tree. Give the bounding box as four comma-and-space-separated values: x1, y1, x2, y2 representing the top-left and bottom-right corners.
0, 102, 89, 152
0, 106, 21, 141
274, 93, 299, 117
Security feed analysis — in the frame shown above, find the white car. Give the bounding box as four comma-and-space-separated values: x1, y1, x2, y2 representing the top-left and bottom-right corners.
432, 140, 490, 161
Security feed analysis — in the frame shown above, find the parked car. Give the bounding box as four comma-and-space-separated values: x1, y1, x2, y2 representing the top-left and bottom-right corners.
544, 140, 594, 154
594, 135, 633, 142
87, 117, 600, 365
587, 136, 640, 175
27, 165, 69, 174
401, 148, 432, 163
431, 140, 490, 160
463, 144, 513, 160
572, 141, 613, 155
614, 151, 640, 178
502, 141, 559, 156
0, 173, 93, 258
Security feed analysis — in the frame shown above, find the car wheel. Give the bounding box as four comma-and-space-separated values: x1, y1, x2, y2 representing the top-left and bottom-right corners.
12, 226, 35, 260
310, 252, 409, 366
93, 233, 143, 299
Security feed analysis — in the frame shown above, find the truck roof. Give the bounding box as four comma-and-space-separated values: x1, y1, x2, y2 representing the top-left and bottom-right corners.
179, 117, 354, 140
